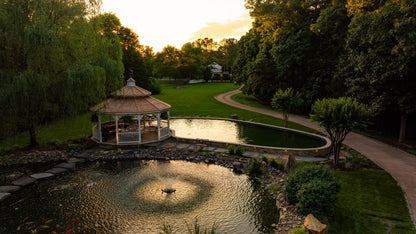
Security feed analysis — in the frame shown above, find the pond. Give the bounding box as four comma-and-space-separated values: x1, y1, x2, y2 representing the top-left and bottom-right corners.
0, 160, 279, 233
170, 118, 326, 149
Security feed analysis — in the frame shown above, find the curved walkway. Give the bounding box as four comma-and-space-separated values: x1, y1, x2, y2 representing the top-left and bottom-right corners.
216, 88, 416, 226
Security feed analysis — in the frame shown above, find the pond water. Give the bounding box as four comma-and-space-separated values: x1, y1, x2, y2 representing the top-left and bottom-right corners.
0, 160, 279, 233
171, 118, 325, 148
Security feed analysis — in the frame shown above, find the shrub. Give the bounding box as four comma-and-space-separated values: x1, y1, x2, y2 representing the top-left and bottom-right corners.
285, 164, 339, 205
269, 159, 285, 170
235, 145, 244, 156
296, 179, 340, 218
289, 228, 308, 234
284, 165, 340, 218
228, 145, 235, 154
261, 154, 269, 164
248, 157, 264, 177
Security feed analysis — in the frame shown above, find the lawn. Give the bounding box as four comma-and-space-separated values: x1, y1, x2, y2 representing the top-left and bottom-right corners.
330, 169, 415, 233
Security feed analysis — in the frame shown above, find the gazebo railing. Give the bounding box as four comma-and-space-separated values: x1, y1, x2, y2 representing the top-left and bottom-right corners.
92, 124, 100, 141
160, 127, 170, 138
118, 132, 140, 144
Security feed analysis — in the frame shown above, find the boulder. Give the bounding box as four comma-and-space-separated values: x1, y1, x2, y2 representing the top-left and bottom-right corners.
303, 214, 328, 234
285, 154, 297, 173
232, 162, 244, 173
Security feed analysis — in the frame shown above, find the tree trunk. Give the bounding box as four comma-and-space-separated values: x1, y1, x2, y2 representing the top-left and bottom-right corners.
29, 123, 38, 146
332, 142, 341, 167
284, 112, 288, 128
399, 112, 407, 143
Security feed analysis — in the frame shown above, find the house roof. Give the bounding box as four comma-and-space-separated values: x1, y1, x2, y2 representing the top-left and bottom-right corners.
90, 78, 171, 114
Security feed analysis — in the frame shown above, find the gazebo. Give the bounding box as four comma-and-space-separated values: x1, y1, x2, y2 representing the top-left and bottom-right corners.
90, 78, 171, 145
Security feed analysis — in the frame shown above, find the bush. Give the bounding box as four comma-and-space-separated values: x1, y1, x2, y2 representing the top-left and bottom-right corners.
289, 228, 308, 234
248, 157, 264, 177
261, 154, 269, 164
235, 145, 244, 156
148, 77, 161, 94
285, 164, 337, 204
284, 165, 340, 218
269, 159, 284, 170
296, 179, 340, 217
228, 145, 235, 154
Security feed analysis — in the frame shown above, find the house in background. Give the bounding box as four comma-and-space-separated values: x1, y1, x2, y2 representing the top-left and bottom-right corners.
209, 62, 232, 83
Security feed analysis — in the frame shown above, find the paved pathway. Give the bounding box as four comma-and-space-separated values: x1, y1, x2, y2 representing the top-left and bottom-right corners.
216, 88, 416, 226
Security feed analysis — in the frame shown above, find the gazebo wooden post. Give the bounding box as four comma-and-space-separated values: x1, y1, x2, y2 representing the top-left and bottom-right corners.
138, 114, 142, 144
167, 110, 170, 132
98, 115, 102, 143
157, 112, 161, 141
115, 115, 120, 145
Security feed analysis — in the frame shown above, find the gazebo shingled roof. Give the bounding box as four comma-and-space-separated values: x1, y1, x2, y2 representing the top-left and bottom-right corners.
91, 78, 171, 114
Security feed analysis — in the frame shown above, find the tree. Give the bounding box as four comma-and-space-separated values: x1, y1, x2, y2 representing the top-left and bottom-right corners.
218, 38, 239, 74
235, 0, 349, 108
154, 45, 180, 79
311, 97, 370, 166
271, 88, 303, 128
177, 43, 205, 80
0, 0, 124, 145
342, 0, 416, 143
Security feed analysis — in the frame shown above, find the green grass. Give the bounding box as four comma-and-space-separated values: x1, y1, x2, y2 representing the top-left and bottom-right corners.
230, 92, 274, 111
154, 82, 315, 132
0, 113, 92, 153
330, 169, 416, 233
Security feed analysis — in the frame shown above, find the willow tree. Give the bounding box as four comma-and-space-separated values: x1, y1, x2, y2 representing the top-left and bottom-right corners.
0, 0, 124, 145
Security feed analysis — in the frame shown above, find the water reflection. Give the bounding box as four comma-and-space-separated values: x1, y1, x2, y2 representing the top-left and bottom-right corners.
171, 118, 325, 148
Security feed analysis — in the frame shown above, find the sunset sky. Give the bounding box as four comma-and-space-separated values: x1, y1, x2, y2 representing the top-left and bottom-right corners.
102, 0, 253, 52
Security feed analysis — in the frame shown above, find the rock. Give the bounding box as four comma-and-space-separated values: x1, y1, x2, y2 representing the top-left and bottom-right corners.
46, 167, 68, 175
232, 162, 244, 173
30, 173, 54, 180
68, 158, 86, 164
12, 176, 36, 187
0, 193, 11, 202
0, 185, 21, 193
303, 214, 328, 234
55, 162, 76, 171
285, 154, 297, 173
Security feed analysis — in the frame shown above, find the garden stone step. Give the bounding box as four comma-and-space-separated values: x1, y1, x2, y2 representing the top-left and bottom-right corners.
30, 173, 54, 180
55, 162, 76, 171
46, 167, 68, 175
0, 185, 21, 193
12, 176, 37, 187
68, 158, 86, 164
0, 193, 11, 202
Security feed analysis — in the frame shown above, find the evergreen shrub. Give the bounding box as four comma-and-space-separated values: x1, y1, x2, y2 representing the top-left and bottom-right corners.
248, 157, 264, 176
285, 164, 340, 217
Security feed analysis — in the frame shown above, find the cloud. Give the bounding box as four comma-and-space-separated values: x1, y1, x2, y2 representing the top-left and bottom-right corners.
189, 13, 253, 41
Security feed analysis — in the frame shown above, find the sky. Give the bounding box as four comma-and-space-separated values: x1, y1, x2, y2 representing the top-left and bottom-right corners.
101, 0, 253, 52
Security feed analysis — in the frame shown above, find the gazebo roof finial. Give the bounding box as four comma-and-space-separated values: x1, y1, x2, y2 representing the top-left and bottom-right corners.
127, 69, 135, 87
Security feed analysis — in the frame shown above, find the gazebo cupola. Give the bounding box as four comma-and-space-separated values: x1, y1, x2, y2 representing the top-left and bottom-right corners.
90, 78, 171, 145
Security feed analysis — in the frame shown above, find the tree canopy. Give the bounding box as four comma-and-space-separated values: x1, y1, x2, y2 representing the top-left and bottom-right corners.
0, 0, 124, 145
234, 0, 415, 142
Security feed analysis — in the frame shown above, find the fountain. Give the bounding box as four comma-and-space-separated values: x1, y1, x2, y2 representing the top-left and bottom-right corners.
158, 176, 177, 193
0, 160, 279, 233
